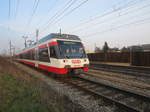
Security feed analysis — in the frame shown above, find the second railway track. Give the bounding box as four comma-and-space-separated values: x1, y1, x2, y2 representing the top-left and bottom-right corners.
91, 63, 150, 78
61, 75, 150, 112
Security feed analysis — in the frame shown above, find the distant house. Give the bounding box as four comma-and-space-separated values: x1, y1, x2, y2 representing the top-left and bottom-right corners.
141, 44, 150, 51
130, 45, 143, 52
130, 44, 150, 52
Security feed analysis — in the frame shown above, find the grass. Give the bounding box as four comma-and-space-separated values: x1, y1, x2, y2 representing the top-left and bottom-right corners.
0, 56, 84, 112
0, 73, 49, 112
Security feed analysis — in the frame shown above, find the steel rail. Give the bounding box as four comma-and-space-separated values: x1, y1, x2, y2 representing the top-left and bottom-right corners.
91, 64, 150, 77
63, 75, 150, 112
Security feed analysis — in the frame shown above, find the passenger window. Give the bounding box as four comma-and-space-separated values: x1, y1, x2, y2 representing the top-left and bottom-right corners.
50, 46, 57, 58
39, 47, 50, 62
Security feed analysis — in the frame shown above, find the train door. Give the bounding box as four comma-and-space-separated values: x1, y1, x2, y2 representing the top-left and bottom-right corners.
49, 46, 58, 67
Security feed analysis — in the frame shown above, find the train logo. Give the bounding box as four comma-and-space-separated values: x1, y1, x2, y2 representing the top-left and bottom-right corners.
72, 60, 81, 64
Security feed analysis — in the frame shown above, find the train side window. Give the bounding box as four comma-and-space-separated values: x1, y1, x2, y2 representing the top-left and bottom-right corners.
39, 47, 49, 62
50, 46, 57, 58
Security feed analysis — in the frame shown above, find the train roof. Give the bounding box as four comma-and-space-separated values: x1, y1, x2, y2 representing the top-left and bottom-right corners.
38, 33, 81, 44
17, 33, 81, 53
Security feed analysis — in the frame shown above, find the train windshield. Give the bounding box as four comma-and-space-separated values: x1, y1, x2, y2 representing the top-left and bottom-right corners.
57, 40, 87, 58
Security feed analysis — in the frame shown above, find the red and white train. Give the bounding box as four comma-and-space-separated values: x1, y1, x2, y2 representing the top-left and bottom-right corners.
16, 33, 89, 76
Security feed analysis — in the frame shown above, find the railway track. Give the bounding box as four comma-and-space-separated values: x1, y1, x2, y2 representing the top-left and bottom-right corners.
61, 75, 150, 112
15, 62, 150, 112
91, 64, 150, 77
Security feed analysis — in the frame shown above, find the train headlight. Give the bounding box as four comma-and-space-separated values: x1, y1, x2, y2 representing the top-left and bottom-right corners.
63, 60, 68, 63
64, 65, 71, 68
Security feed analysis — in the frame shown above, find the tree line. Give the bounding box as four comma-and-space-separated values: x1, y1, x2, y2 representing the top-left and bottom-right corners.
94, 42, 130, 53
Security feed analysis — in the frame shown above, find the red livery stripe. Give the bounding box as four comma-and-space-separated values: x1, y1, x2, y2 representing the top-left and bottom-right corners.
39, 44, 47, 48
19, 60, 35, 66
18, 48, 35, 55
48, 41, 58, 46
19, 59, 68, 74
38, 64, 68, 74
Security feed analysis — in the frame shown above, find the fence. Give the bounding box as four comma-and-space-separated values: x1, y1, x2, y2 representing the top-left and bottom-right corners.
88, 52, 150, 66
130, 52, 150, 66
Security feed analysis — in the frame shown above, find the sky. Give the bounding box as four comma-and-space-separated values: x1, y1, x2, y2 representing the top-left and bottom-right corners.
0, 0, 150, 54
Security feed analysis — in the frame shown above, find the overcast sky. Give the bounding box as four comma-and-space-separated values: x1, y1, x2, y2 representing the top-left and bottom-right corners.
0, 0, 150, 54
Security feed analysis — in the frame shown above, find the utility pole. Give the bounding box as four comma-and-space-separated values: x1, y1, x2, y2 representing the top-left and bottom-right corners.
36, 29, 39, 43
11, 46, 15, 56
22, 36, 28, 48
59, 28, 61, 36
9, 40, 12, 56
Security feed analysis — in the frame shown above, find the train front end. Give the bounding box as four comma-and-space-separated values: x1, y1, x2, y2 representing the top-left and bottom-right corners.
55, 40, 89, 76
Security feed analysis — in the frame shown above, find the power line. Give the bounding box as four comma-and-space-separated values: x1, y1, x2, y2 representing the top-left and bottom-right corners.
79, 11, 150, 37
81, 17, 150, 38
36, 0, 60, 28
40, 0, 89, 35
52, 0, 89, 25
15, 0, 20, 19
24, 0, 40, 35
29, 0, 40, 24
39, 0, 74, 29
70, 1, 150, 34
65, 0, 146, 32
40, 0, 77, 31
8, 0, 11, 19
8, 0, 11, 31
8, 0, 11, 42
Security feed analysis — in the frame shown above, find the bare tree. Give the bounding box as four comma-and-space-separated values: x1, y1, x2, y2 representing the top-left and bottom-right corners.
102, 42, 109, 53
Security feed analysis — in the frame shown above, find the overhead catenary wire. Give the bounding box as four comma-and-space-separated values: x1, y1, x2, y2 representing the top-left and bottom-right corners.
78, 8, 150, 38
70, 1, 150, 34
36, 0, 60, 28
51, 0, 89, 26
80, 17, 150, 38
40, 0, 89, 36
8, 0, 11, 31
8, 0, 11, 20
15, 0, 20, 19
28, 0, 40, 25
8, 0, 11, 32
65, 0, 147, 32
24, 0, 40, 35
39, 0, 78, 31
